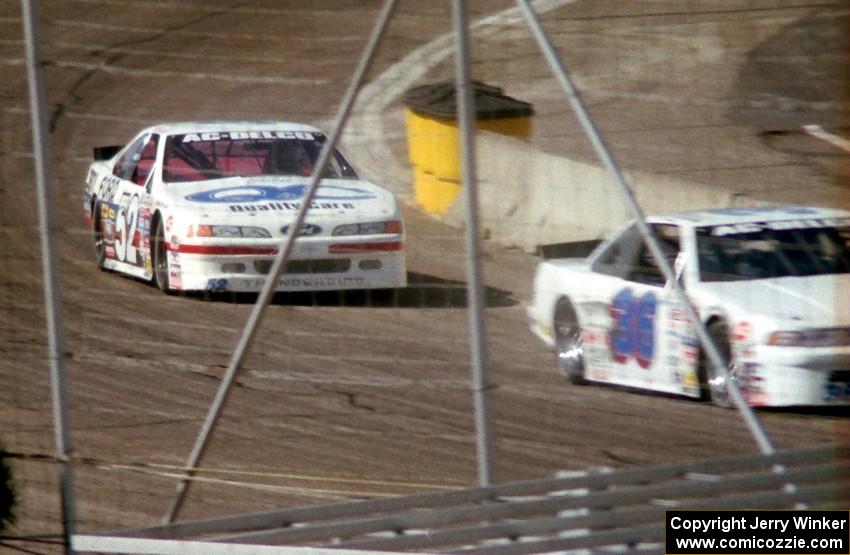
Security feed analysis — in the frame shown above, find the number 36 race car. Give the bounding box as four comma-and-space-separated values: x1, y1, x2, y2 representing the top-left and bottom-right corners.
83, 122, 406, 294
528, 206, 850, 407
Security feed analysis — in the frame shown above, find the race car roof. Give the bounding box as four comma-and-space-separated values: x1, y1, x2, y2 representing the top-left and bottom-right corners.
648, 206, 850, 228
137, 121, 323, 137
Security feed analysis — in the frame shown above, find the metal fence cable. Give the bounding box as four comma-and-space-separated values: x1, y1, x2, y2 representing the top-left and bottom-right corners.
162, 0, 401, 523
514, 0, 775, 455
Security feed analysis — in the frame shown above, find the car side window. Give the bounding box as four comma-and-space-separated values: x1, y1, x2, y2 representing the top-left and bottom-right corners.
113, 134, 158, 185
592, 224, 642, 279
133, 135, 159, 186
593, 223, 681, 286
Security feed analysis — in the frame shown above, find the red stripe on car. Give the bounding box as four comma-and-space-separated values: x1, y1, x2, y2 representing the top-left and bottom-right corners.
176, 244, 279, 256
328, 241, 403, 254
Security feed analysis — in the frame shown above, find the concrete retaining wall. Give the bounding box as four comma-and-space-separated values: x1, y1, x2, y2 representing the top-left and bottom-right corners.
441, 132, 738, 252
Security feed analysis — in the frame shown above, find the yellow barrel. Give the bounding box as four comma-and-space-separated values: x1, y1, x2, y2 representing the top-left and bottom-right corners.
480, 115, 532, 141
422, 116, 461, 181
403, 82, 533, 215
404, 107, 428, 168
414, 167, 461, 216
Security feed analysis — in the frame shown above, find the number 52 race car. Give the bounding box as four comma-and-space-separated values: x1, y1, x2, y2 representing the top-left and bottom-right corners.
527, 206, 850, 407
83, 122, 406, 294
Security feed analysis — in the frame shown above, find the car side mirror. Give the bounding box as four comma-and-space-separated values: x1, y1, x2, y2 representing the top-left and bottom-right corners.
667, 251, 687, 290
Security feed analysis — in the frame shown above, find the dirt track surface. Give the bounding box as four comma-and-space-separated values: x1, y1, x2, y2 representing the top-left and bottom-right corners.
1, 0, 848, 551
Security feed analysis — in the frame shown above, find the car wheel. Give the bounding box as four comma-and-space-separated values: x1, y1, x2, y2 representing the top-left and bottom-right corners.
92, 200, 106, 268
554, 298, 586, 385
151, 216, 172, 294
699, 320, 734, 407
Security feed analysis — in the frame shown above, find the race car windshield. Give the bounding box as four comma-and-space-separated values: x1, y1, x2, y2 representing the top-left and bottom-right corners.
161, 131, 359, 183
697, 220, 850, 281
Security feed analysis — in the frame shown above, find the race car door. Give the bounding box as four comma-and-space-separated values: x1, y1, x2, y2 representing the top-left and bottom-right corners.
580, 223, 700, 397
100, 132, 159, 277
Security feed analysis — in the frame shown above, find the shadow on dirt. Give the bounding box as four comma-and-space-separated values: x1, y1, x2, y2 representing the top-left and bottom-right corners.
733, 7, 848, 130
561, 380, 850, 419
757, 405, 850, 418
179, 272, 518, 309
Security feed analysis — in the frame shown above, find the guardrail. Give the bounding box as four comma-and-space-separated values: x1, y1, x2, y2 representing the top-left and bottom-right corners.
73, 442, 850, 554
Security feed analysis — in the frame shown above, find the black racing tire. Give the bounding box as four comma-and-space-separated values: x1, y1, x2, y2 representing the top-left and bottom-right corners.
698, 320, 734, 407
367, 288, 397, 306
554, 298, 586, 385
151, 214, 172, 294
92, 200, 106, 268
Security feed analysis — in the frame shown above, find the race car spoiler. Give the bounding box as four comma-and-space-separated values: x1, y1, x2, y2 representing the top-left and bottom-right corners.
93, 145, 122, 161
536, 239, 602, 259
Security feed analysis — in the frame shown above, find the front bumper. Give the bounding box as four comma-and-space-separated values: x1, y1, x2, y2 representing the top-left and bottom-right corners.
739, 345, 850, 406
166, 236, 406, 292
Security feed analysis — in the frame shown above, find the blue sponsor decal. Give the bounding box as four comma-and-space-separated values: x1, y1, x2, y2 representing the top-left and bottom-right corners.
185, 184, 376, 204
281, 223, 322, 236
825, 380, 850, 402
610, 288, 657, 369
205, 278, 229, 293
677, 206, 822, 223
704, 206, 818, 217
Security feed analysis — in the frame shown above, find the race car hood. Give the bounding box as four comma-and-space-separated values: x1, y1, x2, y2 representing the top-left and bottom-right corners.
698, 274, 850, 329
161, 175, 399, 223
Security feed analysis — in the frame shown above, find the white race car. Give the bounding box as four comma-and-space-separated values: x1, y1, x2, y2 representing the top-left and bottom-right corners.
83, 122, 406, 294
528, 206, 850, 407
